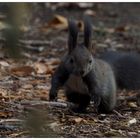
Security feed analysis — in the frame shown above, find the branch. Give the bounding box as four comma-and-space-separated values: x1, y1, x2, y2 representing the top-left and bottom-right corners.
21, 100, 74, 108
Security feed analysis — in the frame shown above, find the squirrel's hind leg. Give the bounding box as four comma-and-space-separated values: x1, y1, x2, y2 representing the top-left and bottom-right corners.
65, 89, 91, 113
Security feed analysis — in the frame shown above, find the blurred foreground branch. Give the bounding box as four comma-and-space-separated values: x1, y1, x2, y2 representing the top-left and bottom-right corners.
3, 3, 30, 59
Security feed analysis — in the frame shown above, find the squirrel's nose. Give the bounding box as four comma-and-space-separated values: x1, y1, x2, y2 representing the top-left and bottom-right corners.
80, 70, 85, 75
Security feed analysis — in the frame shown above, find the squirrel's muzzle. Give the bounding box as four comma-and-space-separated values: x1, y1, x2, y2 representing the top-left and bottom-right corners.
80, 70, 85, 76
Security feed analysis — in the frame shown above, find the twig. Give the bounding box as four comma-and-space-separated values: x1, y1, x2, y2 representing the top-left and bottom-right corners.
21, 100, 73, 108
21, 45, 45, 52
8, 131, 29, 137
113, 110, 125, 119
0, 119, 23, 123
19, 39, 52, 46
22, 52, 42, 60
118, 96, 137, 102
0, 124, 18, 130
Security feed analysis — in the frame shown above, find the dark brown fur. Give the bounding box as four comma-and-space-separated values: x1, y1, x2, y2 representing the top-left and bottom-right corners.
100, 51, 140, 90
49, 18, 117, 113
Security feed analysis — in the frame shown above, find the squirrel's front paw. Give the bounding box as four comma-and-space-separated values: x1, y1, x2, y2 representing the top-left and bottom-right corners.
49, 91, 57, 101
93, 95, 101, 108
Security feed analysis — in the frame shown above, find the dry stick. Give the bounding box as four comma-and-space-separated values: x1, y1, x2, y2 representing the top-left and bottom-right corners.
22, 52, 45, 61
19, 39, 52, 46
0, 125, 17, 130
8, 131, 29, 138
19, 39, 52, 52
0, 119, 23, 123
20, 100, 74, 108
21, 45, 45, 52
118, 96, 137, 102
113, 110, 125, 119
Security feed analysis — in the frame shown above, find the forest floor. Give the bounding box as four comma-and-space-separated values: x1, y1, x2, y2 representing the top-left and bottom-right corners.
0, 3, 140, 137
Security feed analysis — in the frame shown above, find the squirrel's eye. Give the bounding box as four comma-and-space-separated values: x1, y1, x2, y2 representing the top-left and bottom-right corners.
70, 58, 74, 64
89, 59, 92, 64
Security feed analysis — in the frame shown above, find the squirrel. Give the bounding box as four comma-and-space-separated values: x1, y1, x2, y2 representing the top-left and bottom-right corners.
49, 18, 117, 113
100, 50, 140, 90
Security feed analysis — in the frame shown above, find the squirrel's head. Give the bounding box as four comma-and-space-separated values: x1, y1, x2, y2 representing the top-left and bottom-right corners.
65, 18, 94, 77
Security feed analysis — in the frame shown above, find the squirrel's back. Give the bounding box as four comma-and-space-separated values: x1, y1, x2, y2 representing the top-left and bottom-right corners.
100, 51, 140, 90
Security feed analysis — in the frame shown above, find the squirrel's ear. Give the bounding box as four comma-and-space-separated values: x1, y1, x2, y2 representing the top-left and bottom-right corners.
84, 17, 92, 49
68, 19, 78, 54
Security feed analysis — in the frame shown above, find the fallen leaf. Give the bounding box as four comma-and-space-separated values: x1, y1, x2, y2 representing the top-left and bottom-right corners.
74, 117, 83, 123
115, 26, 130, 32
0, 61, 9, 67
70, 117, 86, 124
47, 58, 60, 65
46, 65, 56, 75
22, 84, 33, 89
36, 85, 50, 90
40, 95, 48, 101
10, 66, 34, 76
34, 62, 47, 74
84, 9, 96, 16
41, 15, 68, 31
77, 3, 95, 8
128, 102, 137, 108
128, 118, 137, 126
0, 89, 8, 96
0, 111, 13, 118
77, 20, 84, 31
48, 121, 60, 132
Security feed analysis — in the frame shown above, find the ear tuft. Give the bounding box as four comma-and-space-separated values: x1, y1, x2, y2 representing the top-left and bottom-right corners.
68, 19, 78, 53
84, 17, 92, 49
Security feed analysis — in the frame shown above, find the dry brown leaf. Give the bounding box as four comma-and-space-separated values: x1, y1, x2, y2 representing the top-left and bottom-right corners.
77, 20, 84, 31
46, 58, 60, 66
50, 58, 61, 65
40, 95, 48, 101
34, 62, 47, 74
115, 26, 130, 32
10, 66, 34, 76
28, 79, 45, 85
70, 117, 87, 124
35, 89, 49, 95
22, 84, 33, 89
0, 111, 13, 118
46, 65, 55, 75
0, 89, 8, 96
74, 117, 83, 123
41, 15, 68, 31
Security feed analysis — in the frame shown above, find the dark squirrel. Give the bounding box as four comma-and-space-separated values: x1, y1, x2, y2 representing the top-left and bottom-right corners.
49, 18, 116, 113
100, 51, 140, 90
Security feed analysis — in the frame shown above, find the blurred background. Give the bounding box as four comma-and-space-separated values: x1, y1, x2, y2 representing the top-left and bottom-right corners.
1, 3, 140, 59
